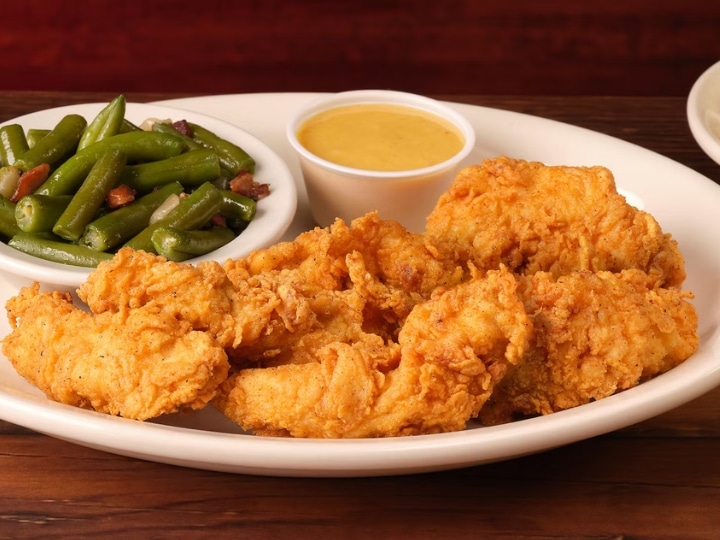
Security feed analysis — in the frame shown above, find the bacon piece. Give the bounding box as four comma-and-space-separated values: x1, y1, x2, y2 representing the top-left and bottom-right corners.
229, 171, 270, 200
106, 184, 136, 209
11, 163, 50, 202
172, 119, 192, 136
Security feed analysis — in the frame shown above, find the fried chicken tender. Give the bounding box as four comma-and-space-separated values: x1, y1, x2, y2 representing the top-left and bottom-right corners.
79, 214, 463, 363
426, 157, 686, 288
78, 248, 242, 348
3, 283, 229, 420
1, 157, 700, 436
213, 267, 531, 438
479, 269, 699, 425
221, 212, 464, 364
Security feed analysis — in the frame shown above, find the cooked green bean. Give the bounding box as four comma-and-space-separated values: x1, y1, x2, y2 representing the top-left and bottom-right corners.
78, 94, 126, 150
53, 148, 126, 242
80, 181, 184, 251
152, 121, 204, 151
189, 122, 255, 175
9, 232, 114, 267
123, 182, 224, 253
15, 194, 72, 233
151, 226, 235, 261
13, 114, 87, 172
220, 189, 256, 223
120, 119, 141, 133
121, 148, 222, 193
25, 128, 50, 148
36, 131, 185, 197
151, 122, 240, 184
0, 124, 29, 166
1, 95, 264, 268
0, 196, 20, 239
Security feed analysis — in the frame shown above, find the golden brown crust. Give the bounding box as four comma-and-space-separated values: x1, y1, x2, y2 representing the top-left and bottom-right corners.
426, 157, 686, 288
1, 157, 700, 436
3, 283, 229, 420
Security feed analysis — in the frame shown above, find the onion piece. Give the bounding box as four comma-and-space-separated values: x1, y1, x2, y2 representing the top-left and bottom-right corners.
0, 166, 21, 200
139, 117, 172, 131
149, 193, 180, 224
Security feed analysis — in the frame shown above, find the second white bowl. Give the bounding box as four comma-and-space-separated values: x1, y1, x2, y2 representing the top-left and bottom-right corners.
687, 59, 720, 166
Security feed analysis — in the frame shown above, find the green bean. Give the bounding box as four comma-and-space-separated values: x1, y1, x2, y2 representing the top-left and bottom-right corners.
121, 148, 222, 193
15, 194, 72, 233
8, 232, 114, 267
2, 96, 264, 268
13, 114, 87, 172
53, 148, 126, 242
26, 129, 50, 148
151, 226, 235, 261
120, 119, 141, 133
123, 182, 224, 253
0, 124, 29, 166
189, 122, 255, 175
220, 189, 256, 223
153, 122, 239, 185
0, 196, 20, 239
36, 131, 185, 197
152, 121, 204, 151
151, 124, 237, 184
78, 94, 126, 151
80, 181, 184, 251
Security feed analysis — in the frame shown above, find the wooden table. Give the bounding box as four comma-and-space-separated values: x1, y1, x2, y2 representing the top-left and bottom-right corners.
1, 92, 719, 539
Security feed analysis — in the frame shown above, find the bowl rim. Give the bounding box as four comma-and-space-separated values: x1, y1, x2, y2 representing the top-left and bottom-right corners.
687, 59, 720, 166
285, 89, 476, 179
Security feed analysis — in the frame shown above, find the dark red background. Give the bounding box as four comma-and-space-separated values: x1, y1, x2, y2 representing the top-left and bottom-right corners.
3, 0, 718, 96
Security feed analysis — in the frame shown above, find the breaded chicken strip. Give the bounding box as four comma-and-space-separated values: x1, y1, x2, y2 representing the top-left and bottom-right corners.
3, 284, 229, 420
213, 267, 531, 438
479, 269, 699, 425
228, 211, 462, 298
78, 248, 242, 349
79, 214, 464, 361
426, 157, 686, 288
221, 212, 464, 363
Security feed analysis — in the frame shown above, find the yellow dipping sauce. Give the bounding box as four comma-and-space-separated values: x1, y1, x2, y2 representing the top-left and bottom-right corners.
296, 104, 465, 171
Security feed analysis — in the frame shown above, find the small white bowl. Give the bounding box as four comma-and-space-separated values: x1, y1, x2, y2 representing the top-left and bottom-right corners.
0, 102, 298, 288
687, 59, 720, 166
286, 90, 476, 232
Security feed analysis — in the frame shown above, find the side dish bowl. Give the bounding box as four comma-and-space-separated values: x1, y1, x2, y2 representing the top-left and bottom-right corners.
0, 102, 298, 288
286, 90, 476, 232
687, 59, 720, 166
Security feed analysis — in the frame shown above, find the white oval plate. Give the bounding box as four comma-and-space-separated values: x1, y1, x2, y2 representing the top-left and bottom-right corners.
0, 102, 298, 288
1, 93, 719, 478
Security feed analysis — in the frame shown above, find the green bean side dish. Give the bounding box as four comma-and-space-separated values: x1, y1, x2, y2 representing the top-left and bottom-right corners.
0, 95, 269, 267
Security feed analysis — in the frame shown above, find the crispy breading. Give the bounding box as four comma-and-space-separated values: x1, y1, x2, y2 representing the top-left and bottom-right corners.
425, 157, 686, 288
78, 248, 241, 348
479, 269, 699, 425
3, 283, 229, 420
79, 213, 464, 361
221, 212, 465, 364
0, 157, 701, 436
213, 267, 531, 438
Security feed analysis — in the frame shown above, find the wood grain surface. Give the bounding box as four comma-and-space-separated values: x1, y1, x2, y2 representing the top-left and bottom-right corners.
2, 1, 719, 96
1, 92, 719, 539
